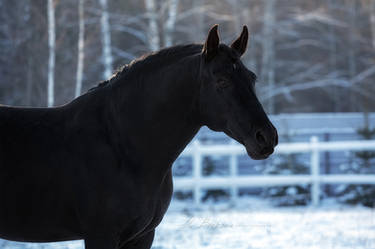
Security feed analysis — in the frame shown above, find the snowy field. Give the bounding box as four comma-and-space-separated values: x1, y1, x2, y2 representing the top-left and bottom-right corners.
153, 199, 375, 249
1, 199, 374, 249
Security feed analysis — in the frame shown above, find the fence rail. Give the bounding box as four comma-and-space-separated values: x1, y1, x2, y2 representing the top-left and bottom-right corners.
174, 137, 375, 206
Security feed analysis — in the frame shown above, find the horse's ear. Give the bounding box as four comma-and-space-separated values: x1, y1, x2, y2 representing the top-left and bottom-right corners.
230, 25, 248, 56
203, 24, 220, 61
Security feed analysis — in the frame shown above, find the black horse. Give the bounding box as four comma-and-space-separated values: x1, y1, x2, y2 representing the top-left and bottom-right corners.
0, 25, 277, 249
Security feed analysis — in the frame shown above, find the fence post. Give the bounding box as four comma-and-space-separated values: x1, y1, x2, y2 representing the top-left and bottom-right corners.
193, 140, 202, 206
310, 136, 320, 206
229, 140, 238, 203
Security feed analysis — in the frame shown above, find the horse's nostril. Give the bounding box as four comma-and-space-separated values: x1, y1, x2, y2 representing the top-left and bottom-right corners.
255, 130, 266, 146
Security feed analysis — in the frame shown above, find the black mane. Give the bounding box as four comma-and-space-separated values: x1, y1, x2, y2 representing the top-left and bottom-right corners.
89, 44, 203, 92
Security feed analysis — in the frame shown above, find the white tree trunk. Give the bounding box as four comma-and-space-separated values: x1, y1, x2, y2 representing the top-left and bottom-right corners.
75, 0, 85, 98
362, 0, 375, 118
328, 0, 339, 111
192, 0, 205, 41
99, 0, 113, 79
164, 0, 179, 47
370, 0, 375, 49
261, 0, 275, 114
229, 0, 241, 34
145, 0, 160, 51
47, 0, 55, 107
244, 9, 257, 71
348, 1, 357, 110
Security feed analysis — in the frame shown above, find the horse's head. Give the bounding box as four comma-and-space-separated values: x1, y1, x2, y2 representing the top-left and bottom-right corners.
198, 25, 278, 160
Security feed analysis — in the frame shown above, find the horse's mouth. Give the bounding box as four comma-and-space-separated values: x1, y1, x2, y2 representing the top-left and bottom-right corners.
224, 127, 275, 160
244, 145, 274, 160
243, 136, 275, 160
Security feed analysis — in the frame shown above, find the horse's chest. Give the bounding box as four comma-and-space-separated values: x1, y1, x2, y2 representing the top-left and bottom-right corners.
140, 176, 173, 229
141, 194, 170, 230
120, 172, 173, 240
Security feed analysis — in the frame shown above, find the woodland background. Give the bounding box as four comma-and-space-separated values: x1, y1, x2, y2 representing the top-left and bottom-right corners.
0, 0, 375, 114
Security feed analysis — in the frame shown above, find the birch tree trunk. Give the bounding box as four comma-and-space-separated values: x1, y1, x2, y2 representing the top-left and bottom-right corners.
99, 0, 113, 79
47, 0, 55, 107
261, 0, 275, 114
229, 0, 241, 34
164, 0, 178, 47
348, 0, 357, 110
244, 9, 257, 71
370, 0, 375, 49
192, 0, 205, 41
75, 0, 85, 98
328, 0, 339, 111
363, 0, 375, 120
25, 0, 33, 106
145, 0, 160, 51
26, 55, 33, 105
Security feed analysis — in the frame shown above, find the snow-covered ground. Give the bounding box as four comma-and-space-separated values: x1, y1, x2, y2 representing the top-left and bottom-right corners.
154, 199, 375, 249
1, 198, 374, 249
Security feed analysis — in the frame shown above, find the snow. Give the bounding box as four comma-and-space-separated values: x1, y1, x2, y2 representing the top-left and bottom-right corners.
154, 199, 375, 249
1, 198, 374, 249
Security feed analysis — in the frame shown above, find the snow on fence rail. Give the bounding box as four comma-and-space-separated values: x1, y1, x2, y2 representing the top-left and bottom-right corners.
174, 136, 375, 206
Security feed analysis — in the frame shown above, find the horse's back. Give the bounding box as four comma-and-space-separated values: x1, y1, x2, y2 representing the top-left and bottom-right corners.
0, 105, 66, 172
0, 105, 82, 242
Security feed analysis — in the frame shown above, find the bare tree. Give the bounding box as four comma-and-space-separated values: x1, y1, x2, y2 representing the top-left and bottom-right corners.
75, 0, 85, 98
99, 0, 113, 79
328, 0, 340, 111
261, 0, 276, 114
347, 0, 358, 109
1, 0, 375, 112
370, 0, 375, 49
191, 0, 205, 41
47, 0, 55, 107
164, 0, 179, 47
145, 0, 160, 51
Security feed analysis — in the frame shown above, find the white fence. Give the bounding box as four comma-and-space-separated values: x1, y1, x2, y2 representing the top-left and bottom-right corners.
174, 136, 375, 206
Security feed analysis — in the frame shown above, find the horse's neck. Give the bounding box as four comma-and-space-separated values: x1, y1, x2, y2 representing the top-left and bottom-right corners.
110, 55, 202, 179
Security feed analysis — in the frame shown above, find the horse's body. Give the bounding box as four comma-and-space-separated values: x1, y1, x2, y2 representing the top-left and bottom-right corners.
0, 26, 277, 249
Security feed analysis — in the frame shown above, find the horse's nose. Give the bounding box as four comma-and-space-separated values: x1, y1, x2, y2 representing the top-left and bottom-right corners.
255, 129, 275, 156
255, 130, 267, 146
255, 127, 277, 150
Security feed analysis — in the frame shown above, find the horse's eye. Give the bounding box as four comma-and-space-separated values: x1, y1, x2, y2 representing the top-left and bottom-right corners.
233, 63, 237, 70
